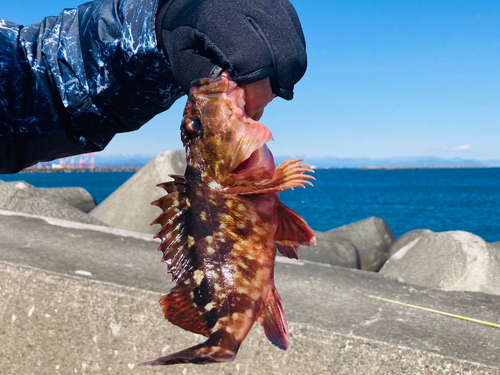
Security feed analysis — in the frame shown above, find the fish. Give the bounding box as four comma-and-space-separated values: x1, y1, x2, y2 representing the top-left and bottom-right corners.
140, 72, 315, 366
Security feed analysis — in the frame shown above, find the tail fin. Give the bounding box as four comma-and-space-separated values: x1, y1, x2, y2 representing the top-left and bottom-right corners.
139, 339, 236, 366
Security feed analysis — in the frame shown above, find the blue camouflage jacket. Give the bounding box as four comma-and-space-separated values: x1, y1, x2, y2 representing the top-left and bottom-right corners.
0, 0, 184, 173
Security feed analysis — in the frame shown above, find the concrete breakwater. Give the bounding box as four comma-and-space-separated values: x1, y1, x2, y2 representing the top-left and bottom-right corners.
1, 150, 500, 374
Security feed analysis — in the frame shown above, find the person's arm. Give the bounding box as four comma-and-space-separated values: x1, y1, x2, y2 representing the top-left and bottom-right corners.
0, 0, 184, 173
0, 0, 307, 174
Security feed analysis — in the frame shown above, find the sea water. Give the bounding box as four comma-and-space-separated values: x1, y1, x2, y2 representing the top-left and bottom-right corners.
2, 168, 499, 242
280, 168, 500, 242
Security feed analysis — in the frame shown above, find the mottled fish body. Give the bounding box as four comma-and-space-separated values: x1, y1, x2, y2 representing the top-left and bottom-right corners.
141, 73, 315, 366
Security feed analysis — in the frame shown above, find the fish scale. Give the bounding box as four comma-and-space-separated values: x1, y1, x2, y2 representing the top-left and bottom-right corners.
141, 73, 315, 366
186, 182, 276, 338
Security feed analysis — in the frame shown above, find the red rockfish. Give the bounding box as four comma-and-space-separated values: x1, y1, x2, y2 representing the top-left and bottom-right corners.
141, 73, 315, 366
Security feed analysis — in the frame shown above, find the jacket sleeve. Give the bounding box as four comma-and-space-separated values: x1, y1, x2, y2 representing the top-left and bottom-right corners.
0, 0, 185, 173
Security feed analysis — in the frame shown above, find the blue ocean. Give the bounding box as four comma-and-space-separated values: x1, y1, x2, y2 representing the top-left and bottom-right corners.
2, 168, 499, 242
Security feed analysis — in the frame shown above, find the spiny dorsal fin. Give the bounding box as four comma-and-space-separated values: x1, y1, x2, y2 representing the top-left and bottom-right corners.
151, 177, 193, 284
155, 175, 186, 194
258, 287, 290, 350
274, 202, 316, 254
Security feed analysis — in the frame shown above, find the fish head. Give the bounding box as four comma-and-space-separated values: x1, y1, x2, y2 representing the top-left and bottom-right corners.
180, 73, 275, 184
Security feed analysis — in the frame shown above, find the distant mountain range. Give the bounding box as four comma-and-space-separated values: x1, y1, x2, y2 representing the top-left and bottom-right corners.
274, 156, 500, 169
94, 153, 500, 169
93, 154, 155, 167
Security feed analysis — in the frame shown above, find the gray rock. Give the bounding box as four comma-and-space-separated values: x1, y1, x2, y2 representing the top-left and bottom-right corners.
39, 187, 96, 213
491, 241, 500, 250
295, 231, 360, 268
90, 150, 186, 234
326, 217, 395, 271
380, 231, 500, 295
0, 181, 105, 225
388, 229, 434, 258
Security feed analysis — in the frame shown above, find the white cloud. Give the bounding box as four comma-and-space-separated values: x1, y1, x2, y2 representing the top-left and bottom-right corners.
453, 144, 472, 151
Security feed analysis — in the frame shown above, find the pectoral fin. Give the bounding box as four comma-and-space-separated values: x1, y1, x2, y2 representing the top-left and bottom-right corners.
258, 287, 290, 350
274, 202, 316, 258
222, 159, 314, 195
276, 244, 299, 259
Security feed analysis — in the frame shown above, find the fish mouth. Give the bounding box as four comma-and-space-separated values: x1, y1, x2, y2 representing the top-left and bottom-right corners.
230, 144, 275, 180
218, 123, 273, 182
217, 79, 274, 181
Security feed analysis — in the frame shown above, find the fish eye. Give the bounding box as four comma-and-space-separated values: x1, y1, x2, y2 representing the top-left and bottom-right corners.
184, 117, 202, 138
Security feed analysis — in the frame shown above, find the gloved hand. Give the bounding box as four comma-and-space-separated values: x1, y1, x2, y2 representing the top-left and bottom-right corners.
156, 0, 307, 100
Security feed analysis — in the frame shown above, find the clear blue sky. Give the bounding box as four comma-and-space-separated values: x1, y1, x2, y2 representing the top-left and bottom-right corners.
1, 0, 499, 160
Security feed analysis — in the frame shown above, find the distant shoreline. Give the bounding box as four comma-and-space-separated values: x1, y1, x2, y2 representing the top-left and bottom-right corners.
356, 165, 490, 170
16, 165, 493, 173
19, 167, 140, 173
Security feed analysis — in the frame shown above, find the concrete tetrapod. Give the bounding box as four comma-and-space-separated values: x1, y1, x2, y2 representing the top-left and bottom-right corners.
388, 229, 434, 258
0, 181, 104, 225
380, 231, 500, 296
326, 216, 395, 271
294, 230, 360, 268
38, 187, 97, 213
90, 150, 186, 234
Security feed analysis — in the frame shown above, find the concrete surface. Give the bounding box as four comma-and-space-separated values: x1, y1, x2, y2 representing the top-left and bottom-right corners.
326, 216, 395, 271
296, 231, 360, 268
1, 210, 500, 374
388, 229, 434, 258
90, 150, 186, 234
0, 181, 104, 226
380, 231, 500, 296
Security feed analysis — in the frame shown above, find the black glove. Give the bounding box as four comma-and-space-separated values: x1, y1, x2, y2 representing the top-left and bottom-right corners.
156, 0, 307, 100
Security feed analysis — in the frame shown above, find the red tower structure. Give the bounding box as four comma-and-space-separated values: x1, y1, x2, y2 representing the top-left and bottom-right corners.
79, 153, 95, 169
60, 156, 75, 168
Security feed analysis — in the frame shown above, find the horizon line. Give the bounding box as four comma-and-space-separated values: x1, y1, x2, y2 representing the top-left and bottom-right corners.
94, 152, 500, 162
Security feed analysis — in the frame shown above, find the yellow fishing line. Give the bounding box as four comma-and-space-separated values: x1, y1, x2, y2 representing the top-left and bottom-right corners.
367, 295, 500, 328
